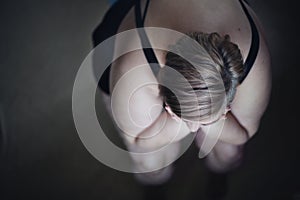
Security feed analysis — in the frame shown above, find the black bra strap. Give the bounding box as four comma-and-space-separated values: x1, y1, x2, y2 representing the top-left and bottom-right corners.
134, 0, 259, 83
142, 0, 150, 22
135, 0, 161, 77
238, 0, 260, 83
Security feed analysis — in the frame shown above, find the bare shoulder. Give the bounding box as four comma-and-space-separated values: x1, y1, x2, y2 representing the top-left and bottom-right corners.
109, 4, 169, 140
109, 50, 164, 140
231, 7, 272, 137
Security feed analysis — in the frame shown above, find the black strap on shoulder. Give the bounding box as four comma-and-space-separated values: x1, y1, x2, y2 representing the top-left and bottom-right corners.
134, 0, 259, 83
135, 0, 161, 77
142, 0, 150, 22
238, 0, 260, 83
95, 0, 136, 95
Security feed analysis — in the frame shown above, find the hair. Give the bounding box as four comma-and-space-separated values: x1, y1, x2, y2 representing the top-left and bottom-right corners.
158, 32, 245, 122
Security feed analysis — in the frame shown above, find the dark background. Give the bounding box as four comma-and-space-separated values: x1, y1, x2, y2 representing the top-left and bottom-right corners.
0, 0, 299, 199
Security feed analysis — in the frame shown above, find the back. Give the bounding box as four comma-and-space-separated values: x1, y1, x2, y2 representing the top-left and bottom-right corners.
109, 0, 271, 144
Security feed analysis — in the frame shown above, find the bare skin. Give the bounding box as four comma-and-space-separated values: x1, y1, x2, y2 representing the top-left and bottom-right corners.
101, 0, 271, 180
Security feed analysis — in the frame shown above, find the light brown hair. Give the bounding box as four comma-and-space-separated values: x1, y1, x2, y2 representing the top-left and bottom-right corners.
158, 32, 245, 122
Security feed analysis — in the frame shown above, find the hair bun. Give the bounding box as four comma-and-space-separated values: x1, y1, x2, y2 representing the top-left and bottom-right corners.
215, 34, 245, 80
158, 32, 245, 122
190, 32, 245, 103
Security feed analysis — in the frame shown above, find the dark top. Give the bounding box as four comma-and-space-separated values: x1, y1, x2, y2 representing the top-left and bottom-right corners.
94, 0, 259, 95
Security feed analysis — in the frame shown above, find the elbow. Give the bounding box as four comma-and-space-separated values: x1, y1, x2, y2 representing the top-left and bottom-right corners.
237, 119, 260, 144
133, 133, 156, 150
247, 126, 259, 140
240, 124, 259, 144
232, 132, 248, 145
230, 127, 252, 145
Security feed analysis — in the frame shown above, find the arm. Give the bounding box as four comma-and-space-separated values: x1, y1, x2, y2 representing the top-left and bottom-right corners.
200, 57, 271, 145
201, 7, 272, 145
110, 50, 191, 150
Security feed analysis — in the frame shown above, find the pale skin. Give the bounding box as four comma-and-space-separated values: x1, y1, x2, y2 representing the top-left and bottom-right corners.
101, 0, 271, 178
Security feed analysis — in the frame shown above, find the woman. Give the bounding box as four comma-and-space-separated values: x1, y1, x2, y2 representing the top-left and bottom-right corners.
94, 0, 271, 185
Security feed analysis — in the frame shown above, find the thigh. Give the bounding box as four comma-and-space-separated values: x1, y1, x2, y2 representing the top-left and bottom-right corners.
130, 141, 180, 185
204, 140, 244, 173
194, 128, 243, 162
128, 140, 181, 172
211, 140, 243, 163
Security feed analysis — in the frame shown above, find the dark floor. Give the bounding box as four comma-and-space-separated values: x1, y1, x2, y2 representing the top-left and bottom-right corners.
0, 0, 299, 200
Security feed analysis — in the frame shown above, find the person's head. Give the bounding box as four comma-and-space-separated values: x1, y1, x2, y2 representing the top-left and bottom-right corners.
158, 32, 245, 131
